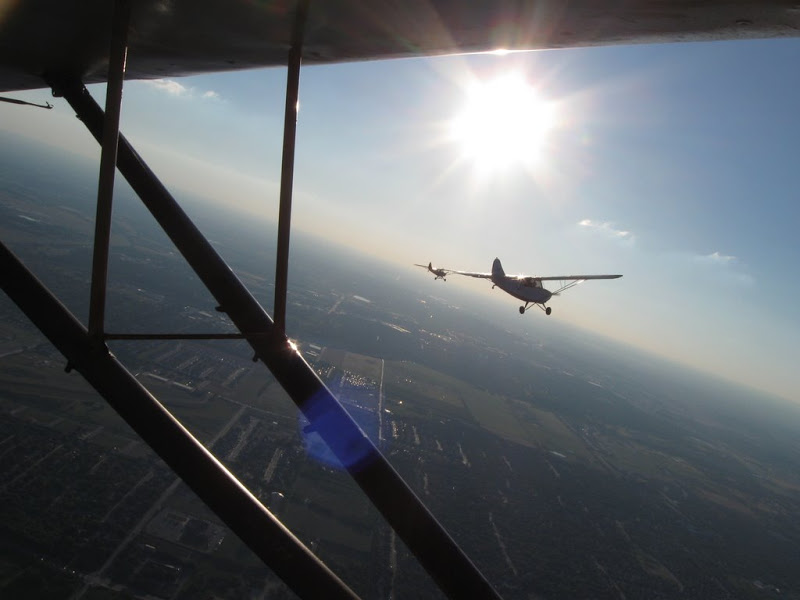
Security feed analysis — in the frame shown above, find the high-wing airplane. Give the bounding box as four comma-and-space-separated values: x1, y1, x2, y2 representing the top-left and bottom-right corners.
418, 258, 622, 315
415, 262, 450, 281
0, 2, 798, 600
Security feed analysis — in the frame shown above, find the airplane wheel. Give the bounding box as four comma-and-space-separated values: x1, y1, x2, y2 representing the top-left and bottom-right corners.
519, 306, 525, 315
545, 307, 552, 316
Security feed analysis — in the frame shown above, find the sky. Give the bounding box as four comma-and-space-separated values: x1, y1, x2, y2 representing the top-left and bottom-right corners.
1, 37, 799, 402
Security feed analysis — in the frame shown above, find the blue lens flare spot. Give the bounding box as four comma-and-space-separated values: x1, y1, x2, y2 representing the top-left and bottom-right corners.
299, 389, 379, 472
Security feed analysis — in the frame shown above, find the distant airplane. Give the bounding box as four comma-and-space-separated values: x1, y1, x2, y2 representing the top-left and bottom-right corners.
414, 262, 449, 281
416, 258, 622, 315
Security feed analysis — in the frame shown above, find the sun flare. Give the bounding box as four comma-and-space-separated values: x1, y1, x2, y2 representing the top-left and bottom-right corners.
450, 72, 556, 173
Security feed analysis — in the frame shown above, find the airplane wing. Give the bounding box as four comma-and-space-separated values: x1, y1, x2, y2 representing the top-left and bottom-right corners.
2, 1, 800, 93
527, 274, 622, 296
535, 274, 623, 281
447, 270, 493, 280
414, 263, 491, 279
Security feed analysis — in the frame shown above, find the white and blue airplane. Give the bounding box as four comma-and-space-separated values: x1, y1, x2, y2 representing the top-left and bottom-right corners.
416, 258, 622, 315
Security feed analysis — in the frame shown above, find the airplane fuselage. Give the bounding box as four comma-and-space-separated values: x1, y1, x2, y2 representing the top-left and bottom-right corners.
492, 275, 553, 305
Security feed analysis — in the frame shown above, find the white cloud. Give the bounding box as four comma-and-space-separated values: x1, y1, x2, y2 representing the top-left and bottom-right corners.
694, 251, 754, 285
578, 219, 635, 243
146, 78, 188, 96
142, 79, 219, 101
697, 251, 736, 264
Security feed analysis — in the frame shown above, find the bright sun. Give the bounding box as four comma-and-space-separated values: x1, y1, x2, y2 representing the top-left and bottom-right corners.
450, 72, 556, 173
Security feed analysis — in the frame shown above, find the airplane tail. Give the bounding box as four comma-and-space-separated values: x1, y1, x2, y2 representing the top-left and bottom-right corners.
492, 258, 505, 278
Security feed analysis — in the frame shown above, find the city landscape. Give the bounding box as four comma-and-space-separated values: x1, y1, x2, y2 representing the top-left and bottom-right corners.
2, 137, 800, 599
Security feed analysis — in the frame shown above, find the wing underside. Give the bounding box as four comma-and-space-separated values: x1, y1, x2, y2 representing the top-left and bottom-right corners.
1, 1, 799, 92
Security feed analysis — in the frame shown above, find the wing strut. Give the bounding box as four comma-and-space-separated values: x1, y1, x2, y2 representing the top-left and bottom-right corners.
274, 0, 309, 335
0, 241, 359, 600
39, 76, 503, 600
87, 0, 129, 342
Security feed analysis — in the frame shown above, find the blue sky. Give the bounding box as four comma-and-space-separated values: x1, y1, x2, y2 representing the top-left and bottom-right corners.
2, 38, 798, 402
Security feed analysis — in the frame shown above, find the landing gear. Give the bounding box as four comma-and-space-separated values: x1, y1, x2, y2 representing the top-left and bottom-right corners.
520, 303, 552, 315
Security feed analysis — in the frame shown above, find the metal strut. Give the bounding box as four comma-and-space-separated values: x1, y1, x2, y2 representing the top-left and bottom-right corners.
0, 241, 359, 600
47, 78, 503, 600
88, 0, 130, 342
274, 0, 309, 335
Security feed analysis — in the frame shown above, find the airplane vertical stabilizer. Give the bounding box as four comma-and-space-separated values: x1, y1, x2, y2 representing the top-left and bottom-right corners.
492, 258, 505, 278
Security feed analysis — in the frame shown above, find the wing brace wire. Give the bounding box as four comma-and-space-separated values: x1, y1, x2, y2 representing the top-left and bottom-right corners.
42, 78, 503, 600
0, 95, 52, 109
551, 279, 585, 295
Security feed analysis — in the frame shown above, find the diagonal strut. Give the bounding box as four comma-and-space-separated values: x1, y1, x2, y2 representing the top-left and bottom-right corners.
46, 78, 503, 600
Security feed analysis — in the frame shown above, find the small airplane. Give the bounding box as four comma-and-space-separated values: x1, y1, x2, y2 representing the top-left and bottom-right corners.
414, 262, 449, 281
416, 258, 622, 315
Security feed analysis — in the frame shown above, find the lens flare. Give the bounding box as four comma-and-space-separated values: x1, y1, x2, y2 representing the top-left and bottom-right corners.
299, 389, 378, 471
